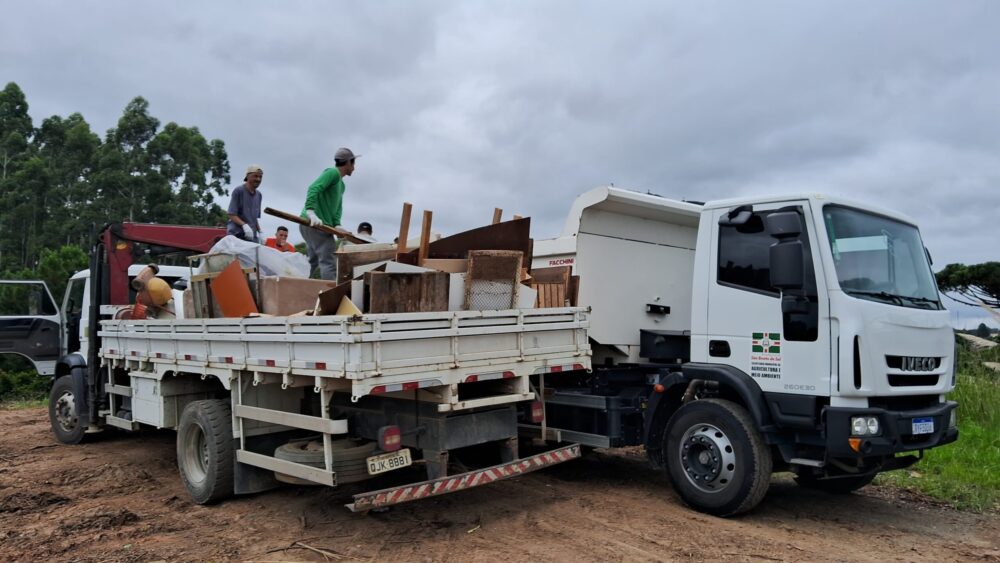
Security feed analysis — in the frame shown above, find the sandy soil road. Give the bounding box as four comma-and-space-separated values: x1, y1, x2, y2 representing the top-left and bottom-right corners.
1, 406, 997, 562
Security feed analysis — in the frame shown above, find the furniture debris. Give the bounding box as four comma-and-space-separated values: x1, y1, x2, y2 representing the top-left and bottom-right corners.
465, 250, 522, 310
366, 271, 449, 314
209, 260, 259, 317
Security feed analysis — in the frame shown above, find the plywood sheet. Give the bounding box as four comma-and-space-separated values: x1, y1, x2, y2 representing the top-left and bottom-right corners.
210, 261, 259, 317
366, 271, 450, 314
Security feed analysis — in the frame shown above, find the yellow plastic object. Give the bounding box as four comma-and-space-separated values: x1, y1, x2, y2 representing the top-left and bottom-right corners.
145, 277, 173, 306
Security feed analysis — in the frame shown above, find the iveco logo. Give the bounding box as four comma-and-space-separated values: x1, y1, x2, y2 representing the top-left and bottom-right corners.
902, 356, 936, 372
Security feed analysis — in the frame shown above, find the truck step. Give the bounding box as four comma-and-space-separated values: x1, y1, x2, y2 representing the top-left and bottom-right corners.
790, 457, 825, 468
105, 414, 139, 431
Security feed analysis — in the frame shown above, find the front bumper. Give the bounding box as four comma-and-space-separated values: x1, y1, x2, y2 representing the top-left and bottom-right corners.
824, 401, 958, 457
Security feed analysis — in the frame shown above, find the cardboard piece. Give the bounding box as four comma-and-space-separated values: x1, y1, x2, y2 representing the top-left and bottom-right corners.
209, 261, 259, 317
316, 280, 354, 315
336, 295, 362, 316
258, 277, 337, 316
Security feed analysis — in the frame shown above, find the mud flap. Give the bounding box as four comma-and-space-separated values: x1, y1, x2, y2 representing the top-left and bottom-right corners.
233, 434, 289, 495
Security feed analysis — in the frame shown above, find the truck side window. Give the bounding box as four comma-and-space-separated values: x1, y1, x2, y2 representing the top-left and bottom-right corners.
0, 283, 57, 317
718, 209, 818, 342
717, 214, 778, 296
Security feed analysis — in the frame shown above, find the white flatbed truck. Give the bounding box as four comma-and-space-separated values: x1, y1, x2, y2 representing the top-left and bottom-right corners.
7, 187, 959, 516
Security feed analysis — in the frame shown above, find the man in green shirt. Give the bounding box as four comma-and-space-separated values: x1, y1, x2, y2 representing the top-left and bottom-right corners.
300, 147, 359, 280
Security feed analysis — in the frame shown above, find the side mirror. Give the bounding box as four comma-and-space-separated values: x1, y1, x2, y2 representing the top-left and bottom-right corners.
719, 205, 754, 226
770, 240, 804, 290
765, 211, 802, 238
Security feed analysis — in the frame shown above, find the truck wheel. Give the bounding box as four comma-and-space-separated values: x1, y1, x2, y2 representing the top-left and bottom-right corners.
663, 399, 772, 516
49, 375, 86, 444
273, 439, 376, 485
795, 472, 876, 494
177, 400, 234, 504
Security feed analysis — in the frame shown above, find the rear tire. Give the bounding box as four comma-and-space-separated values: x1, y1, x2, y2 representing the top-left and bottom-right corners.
794, 472, 876, 494
49, 375, 86, 444
177, 399, 234, 504
664, 399, 772, 516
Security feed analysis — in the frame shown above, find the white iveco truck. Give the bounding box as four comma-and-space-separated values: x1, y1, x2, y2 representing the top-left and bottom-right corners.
6, 187, 957, 516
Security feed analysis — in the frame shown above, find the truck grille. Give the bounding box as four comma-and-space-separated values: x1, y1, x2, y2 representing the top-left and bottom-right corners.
886, 355, 941, 372
888, 373, 940, 387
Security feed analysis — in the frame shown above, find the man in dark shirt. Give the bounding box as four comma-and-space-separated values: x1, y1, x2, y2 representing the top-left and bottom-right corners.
227, 165, 264, 242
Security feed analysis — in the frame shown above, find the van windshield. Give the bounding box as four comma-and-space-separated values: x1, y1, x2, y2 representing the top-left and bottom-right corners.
823, 205, 942, 310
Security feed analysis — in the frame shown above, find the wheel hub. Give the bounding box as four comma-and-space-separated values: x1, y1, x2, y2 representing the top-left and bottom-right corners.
679, 423, 737, 493
55, 391, 77, 432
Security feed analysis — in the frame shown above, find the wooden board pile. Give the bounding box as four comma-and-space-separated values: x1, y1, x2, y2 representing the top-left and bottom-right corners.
188, 204, 579, 318
316, 204, 580, 315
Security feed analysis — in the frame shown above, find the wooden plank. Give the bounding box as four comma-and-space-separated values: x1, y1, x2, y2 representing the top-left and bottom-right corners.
422, 259, 468, 273
492, 208, 503, 224
335, 247, 398, 284
366, 271, 449, 314
400, 218, 532, 261
397, 202, 413, 254
419, 210, 433, 266
210, 261, 259, 317
264, 207, 367, 244
568, 275, 580, 307
530, 266, 571, 285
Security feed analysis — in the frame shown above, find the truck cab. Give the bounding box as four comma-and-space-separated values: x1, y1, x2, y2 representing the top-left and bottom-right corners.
530, 187, 958, 515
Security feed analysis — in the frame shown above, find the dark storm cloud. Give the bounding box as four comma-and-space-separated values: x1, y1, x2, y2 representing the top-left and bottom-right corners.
3, 1, 998, 289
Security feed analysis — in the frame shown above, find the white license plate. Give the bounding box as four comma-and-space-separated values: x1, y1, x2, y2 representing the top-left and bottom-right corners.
367, 448, 412, 475
911, 417, 934, 435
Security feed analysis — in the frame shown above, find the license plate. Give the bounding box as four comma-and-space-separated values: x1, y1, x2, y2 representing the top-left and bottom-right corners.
367, 448, 412, 475
911, 417, 934, 435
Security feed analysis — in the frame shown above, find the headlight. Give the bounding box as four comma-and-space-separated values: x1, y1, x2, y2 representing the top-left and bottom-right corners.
851, 416, 882, 436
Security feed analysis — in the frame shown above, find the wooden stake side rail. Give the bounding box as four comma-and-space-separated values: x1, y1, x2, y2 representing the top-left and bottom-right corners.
99, 308, 592, 404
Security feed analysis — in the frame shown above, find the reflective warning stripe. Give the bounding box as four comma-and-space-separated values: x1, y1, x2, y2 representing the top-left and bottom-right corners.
247, 358, 289, 368
179, 354, 204, 362
463, 370, 515, 383
208, 355, 236, 364
369, 379, 444, 395
533, 363, 586, 374
152, 352, 172, 360
348, 444, 581, 512
291, 360, 329, 370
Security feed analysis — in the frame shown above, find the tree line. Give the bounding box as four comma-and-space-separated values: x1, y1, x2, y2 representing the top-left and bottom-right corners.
0, 81, 231, 299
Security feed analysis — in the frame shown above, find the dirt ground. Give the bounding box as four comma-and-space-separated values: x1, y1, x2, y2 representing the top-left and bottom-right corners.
1, 407, 998, 562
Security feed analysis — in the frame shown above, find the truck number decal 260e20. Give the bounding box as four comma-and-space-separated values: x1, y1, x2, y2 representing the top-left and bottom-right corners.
750, 331, 782, 380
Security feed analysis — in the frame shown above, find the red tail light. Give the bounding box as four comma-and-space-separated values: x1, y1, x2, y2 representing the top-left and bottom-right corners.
378, 425, 402, 451
530, 401, 545, 423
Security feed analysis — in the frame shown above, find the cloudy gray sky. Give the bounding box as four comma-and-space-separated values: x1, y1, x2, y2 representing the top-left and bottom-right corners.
3, 1, 998, 325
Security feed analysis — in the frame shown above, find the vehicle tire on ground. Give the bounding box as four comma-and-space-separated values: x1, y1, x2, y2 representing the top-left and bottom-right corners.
663, 398, 772, 517
794, 471, 877, 494
49, 375, 86, 444
176, 399, 234, 504
273, 438, 377, 485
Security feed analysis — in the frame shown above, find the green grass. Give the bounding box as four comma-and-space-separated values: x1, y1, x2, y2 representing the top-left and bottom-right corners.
876, 339, 1000, 512
0, 363, 50, 407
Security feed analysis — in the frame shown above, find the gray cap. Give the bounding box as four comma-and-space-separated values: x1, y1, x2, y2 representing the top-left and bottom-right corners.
334, 147, 359, 163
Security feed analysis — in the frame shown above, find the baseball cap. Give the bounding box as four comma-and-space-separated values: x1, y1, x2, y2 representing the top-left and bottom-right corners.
334, 147, 360, 163
244, 164, 263, 180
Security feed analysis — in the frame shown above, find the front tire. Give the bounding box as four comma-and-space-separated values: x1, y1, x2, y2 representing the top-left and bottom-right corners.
664, 399, 772, 516
177, 399, 234, 504
49, 375, 86, 444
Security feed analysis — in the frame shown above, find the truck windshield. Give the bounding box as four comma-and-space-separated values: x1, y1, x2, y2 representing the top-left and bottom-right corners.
823, 205, 942, 310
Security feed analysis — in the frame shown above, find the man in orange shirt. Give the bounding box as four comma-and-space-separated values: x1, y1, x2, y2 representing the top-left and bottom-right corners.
264, 226, 297, 253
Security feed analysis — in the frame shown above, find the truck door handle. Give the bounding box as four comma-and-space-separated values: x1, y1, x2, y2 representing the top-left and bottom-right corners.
709, 340, 731, 357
